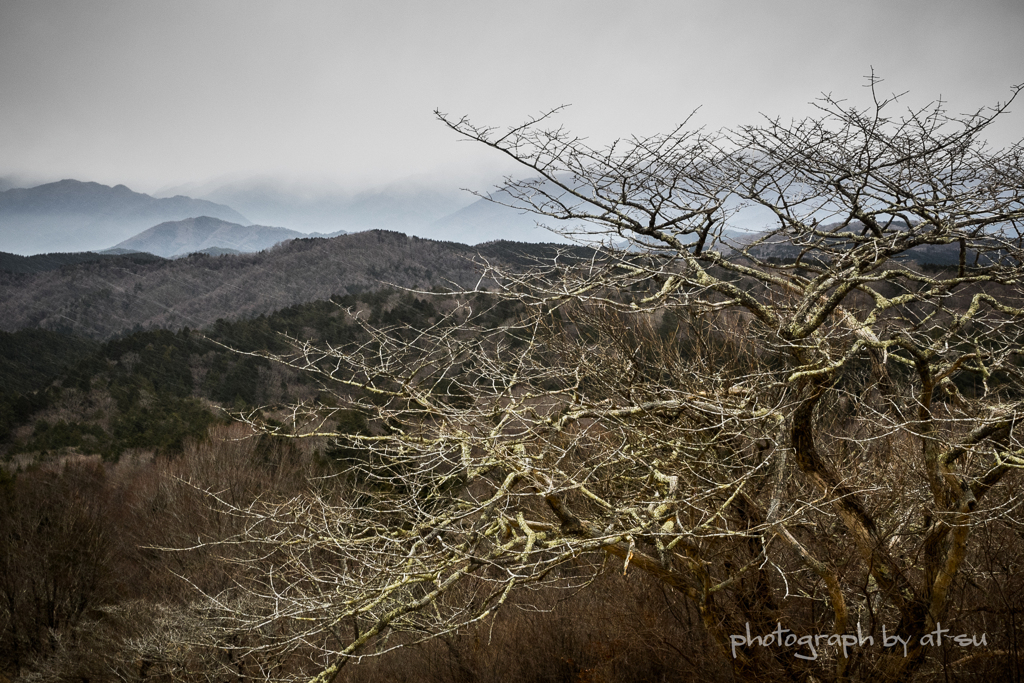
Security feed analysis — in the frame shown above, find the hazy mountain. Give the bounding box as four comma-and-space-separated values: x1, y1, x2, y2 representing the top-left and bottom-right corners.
0, 179, 250, 255
108, 216, 307, 258
157, 176, 591, 243
731, 221, 979, 265
425, 179, 640, 244
158, 178, 476, 234
424, 192, 567, 244
303, 229, 349, 239
0, 176, 26, 193
0, 230, 595, 339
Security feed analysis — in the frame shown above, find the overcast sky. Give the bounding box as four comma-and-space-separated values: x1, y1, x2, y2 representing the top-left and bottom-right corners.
1, 0, 1022, 194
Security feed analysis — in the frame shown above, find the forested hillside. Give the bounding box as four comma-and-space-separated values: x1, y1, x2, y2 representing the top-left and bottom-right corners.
3, 258, 1019, 683
0, 250, 166, 274
2, 223, 1021, 682
0, 230, 589, 339
0, 278, 541, 681
0, 287, 482, 462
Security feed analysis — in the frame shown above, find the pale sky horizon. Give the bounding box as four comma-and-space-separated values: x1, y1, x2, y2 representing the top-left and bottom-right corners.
2, 0, 1023, 196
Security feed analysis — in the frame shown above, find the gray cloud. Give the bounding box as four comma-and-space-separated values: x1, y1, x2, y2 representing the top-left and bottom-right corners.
1, 0, 1021, 194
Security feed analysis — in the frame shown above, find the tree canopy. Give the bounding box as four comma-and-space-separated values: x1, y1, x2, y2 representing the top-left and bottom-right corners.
203, 79, 1024, 683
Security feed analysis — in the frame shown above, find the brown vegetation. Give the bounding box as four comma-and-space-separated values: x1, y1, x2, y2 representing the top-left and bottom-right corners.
189, 80, 1024, 683
3, 80, 1024, 683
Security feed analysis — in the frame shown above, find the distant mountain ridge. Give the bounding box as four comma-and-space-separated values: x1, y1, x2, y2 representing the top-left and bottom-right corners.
158, 178, 475, 234
0, 179, 250, 255
107, 216, 327, 258
161, 177, 562, 243
0, 250, 166, 274
425, 191, 554, 244
0, 176, 573, 252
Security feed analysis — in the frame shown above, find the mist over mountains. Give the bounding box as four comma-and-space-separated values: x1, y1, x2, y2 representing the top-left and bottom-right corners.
0, 180, 250, 254
165, 177, 555, 243
180, 179, 473, 234
0, 176, 24, 193
0, 176, 565, 255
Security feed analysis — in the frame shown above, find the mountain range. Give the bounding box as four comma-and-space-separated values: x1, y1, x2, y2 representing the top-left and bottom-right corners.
174, 178, 560, 243
423, 189, 558, 244
0, 177, 569, 255
185, 179, 473, 234
105, 216, 345, 258
0, 180, 250, 254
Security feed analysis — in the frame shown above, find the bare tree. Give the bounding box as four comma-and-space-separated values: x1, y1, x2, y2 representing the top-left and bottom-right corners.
196, 78, 1024, 683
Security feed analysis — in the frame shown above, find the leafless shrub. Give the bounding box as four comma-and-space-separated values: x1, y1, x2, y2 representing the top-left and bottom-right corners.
193, 79, 1024, 683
